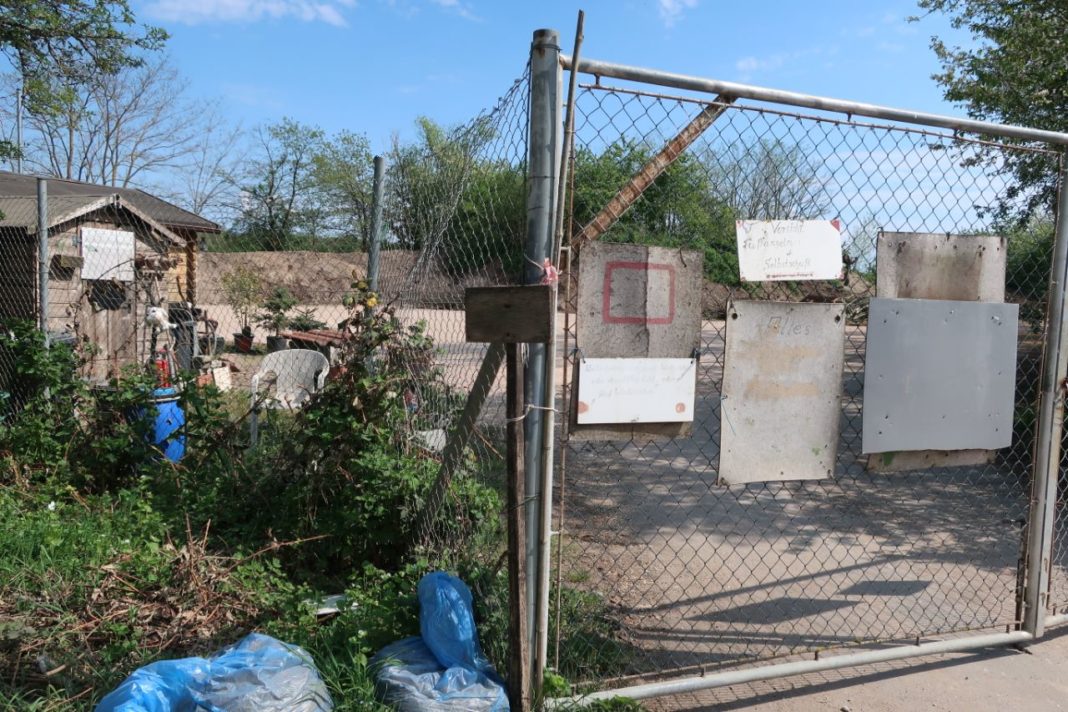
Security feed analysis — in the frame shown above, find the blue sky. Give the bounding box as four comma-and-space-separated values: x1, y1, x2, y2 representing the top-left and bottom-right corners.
133, 0, 968, 153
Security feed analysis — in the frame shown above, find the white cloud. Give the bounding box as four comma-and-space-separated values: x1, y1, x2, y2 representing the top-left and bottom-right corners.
145, 0, 356, 27
658, 0, 698, 28
428, 0, 480, 21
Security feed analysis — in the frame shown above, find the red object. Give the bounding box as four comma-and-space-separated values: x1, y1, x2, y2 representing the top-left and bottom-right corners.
154, 354, 170, 386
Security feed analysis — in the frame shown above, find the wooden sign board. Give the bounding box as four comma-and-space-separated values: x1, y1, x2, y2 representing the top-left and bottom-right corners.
735, 220, 843, 282
576, 358, 697, 424
719, 301, 845, 485
465, 285, 554, 343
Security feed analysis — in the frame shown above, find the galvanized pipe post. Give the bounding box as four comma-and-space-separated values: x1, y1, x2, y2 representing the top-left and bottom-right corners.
525, 27, 562, 690
1023, 162, 1068, 637
37, 177, 48, 345
369, 155, 386, 292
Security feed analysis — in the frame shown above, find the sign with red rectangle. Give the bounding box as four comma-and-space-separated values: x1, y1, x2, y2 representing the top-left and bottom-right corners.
577, 242, 702, 359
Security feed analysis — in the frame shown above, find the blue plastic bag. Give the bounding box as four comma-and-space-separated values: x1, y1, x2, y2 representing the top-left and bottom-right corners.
372, 637, 508, 712
371, 572, 508, 711
96, 633, 333, 712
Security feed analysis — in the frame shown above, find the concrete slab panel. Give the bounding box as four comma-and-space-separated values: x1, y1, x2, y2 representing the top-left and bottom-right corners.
876, 232, 1006, 302
862, 298, 1019, 454
719, 301, 845, 485
576, 242, 703, 359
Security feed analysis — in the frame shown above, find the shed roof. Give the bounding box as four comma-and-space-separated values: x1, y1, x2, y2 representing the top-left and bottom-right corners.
0, 171, 220, 233
0, 193, 186, 247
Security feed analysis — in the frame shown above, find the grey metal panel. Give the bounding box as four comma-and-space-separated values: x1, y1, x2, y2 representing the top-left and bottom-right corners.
719, 301, 845, 485
876, 232, 1007, 302
862, 298, 1019, 453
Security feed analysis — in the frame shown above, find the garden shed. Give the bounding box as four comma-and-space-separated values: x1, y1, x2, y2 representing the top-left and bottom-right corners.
0, 172, 220, 382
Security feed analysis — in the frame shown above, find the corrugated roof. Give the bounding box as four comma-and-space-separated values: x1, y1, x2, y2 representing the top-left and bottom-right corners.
0, 171, 220, 233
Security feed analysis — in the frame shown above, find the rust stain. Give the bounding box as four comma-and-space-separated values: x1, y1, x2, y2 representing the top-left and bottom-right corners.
675, 402, 686, 414
577, 401, 589, 414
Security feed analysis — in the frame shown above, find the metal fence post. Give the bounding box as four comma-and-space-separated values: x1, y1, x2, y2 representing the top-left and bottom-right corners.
369, 155, 386, 292
37, 177, 48, 345
525, 27, 562, 688
1023, 162, 1068, 637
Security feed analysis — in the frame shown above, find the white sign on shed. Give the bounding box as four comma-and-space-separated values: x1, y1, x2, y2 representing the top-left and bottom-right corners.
735, 220, 843, 282
81, 227, 135, 281
576, 358, 697, 424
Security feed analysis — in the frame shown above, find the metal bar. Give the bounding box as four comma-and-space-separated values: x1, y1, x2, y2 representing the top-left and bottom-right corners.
37, 177, 48, 344
575, 96, 733, 244
1023, 161, 1068, 637
561, 55, 1068, 146
524, 27, 562, 685
16, 86, 22, 174
1045, 613, 1068, 628
419, 342, 506, 538
546, 631, 1033, 707
552, 10, 583, 265
369, 155, 386, 292
506, 342, 531, 712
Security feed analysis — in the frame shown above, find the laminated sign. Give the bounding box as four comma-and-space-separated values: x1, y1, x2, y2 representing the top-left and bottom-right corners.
736, 219, 843, 282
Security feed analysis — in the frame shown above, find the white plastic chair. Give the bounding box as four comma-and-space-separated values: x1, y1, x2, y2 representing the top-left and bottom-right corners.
249, 349, 330, 445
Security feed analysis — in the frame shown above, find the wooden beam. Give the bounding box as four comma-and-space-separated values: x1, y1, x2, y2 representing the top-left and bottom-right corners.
465, 285, 554, 343
505, 342, 530, 712
574, 96, 735, 244
419, 342, 506, 540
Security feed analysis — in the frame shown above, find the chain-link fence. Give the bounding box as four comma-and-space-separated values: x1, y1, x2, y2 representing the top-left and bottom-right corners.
550, 76, 1067, 697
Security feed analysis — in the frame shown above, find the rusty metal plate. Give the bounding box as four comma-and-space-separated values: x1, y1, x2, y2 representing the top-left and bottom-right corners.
576, 242, 703, 359
719, 301, 845, 485
862, 298, 1018, 453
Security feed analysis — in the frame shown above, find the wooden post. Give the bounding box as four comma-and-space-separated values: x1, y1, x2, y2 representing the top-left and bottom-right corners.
506, 342, 530, 712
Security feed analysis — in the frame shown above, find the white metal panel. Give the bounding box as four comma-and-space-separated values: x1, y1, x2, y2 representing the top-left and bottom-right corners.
719, 301, 845, 484
81, 227, 135, 281
576, 358, 697, 424
735, 220, 843, 282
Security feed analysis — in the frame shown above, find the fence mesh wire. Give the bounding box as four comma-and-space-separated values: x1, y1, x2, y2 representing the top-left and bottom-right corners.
551, 83, 1065, 690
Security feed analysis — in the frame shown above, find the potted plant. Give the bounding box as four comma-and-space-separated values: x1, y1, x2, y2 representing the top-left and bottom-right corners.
256, 287, 299, 352
287, 307, 327, 332
221, 266, 264, 353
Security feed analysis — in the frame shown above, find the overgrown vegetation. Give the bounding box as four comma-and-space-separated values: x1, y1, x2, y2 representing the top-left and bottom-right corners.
0, 282, 625, 708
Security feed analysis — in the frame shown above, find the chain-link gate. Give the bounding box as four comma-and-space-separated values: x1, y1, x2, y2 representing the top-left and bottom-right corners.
543, 43, 1068, 705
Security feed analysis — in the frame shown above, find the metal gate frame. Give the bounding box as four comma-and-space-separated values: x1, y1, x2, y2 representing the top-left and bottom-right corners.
521, 28, 1068, 706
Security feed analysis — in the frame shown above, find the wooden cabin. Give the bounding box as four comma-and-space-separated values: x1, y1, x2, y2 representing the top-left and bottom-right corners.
0, 172, 220, 383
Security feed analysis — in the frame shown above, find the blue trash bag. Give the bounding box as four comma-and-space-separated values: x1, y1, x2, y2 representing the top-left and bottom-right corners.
417, 571, 499, 682
96, 633, 333, 712
371, 637, 508, 712
370, 572, 508, 711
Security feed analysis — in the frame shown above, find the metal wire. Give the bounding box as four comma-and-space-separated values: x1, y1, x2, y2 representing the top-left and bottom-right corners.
550, 83, 1064, 692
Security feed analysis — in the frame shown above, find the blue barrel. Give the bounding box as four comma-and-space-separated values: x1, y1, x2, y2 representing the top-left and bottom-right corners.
150, 387, 186, 462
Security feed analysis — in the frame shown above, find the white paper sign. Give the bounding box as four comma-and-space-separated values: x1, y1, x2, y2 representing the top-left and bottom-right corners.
577, 357, 697, 424
81, 227, 135, 281
735, 220, 843, 282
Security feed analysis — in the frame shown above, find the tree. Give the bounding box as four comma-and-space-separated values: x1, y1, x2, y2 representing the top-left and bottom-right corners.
23, 55, 210, 188
313, 129, 375, 249
0, 0, 166, 158
227, 119, 327, 250
917, 0, 1066, 217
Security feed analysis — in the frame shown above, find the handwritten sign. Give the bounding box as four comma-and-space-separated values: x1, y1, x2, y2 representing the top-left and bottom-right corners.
735, 220, 843, 282
577, 358, 697, 424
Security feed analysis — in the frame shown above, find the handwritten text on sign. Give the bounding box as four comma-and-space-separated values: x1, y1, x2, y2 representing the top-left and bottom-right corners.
736, 220, 843, 282
577, 358, 697, 424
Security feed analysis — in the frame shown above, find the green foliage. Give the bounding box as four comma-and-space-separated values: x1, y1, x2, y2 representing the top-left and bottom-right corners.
220, 265, 265, 331
573, 140, 740, 285
1005, 214, 1054, 326
0, 1, 167, 156
918, 0, 1065, 216
288, 307, 329, 332
256, 286, 299, 335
